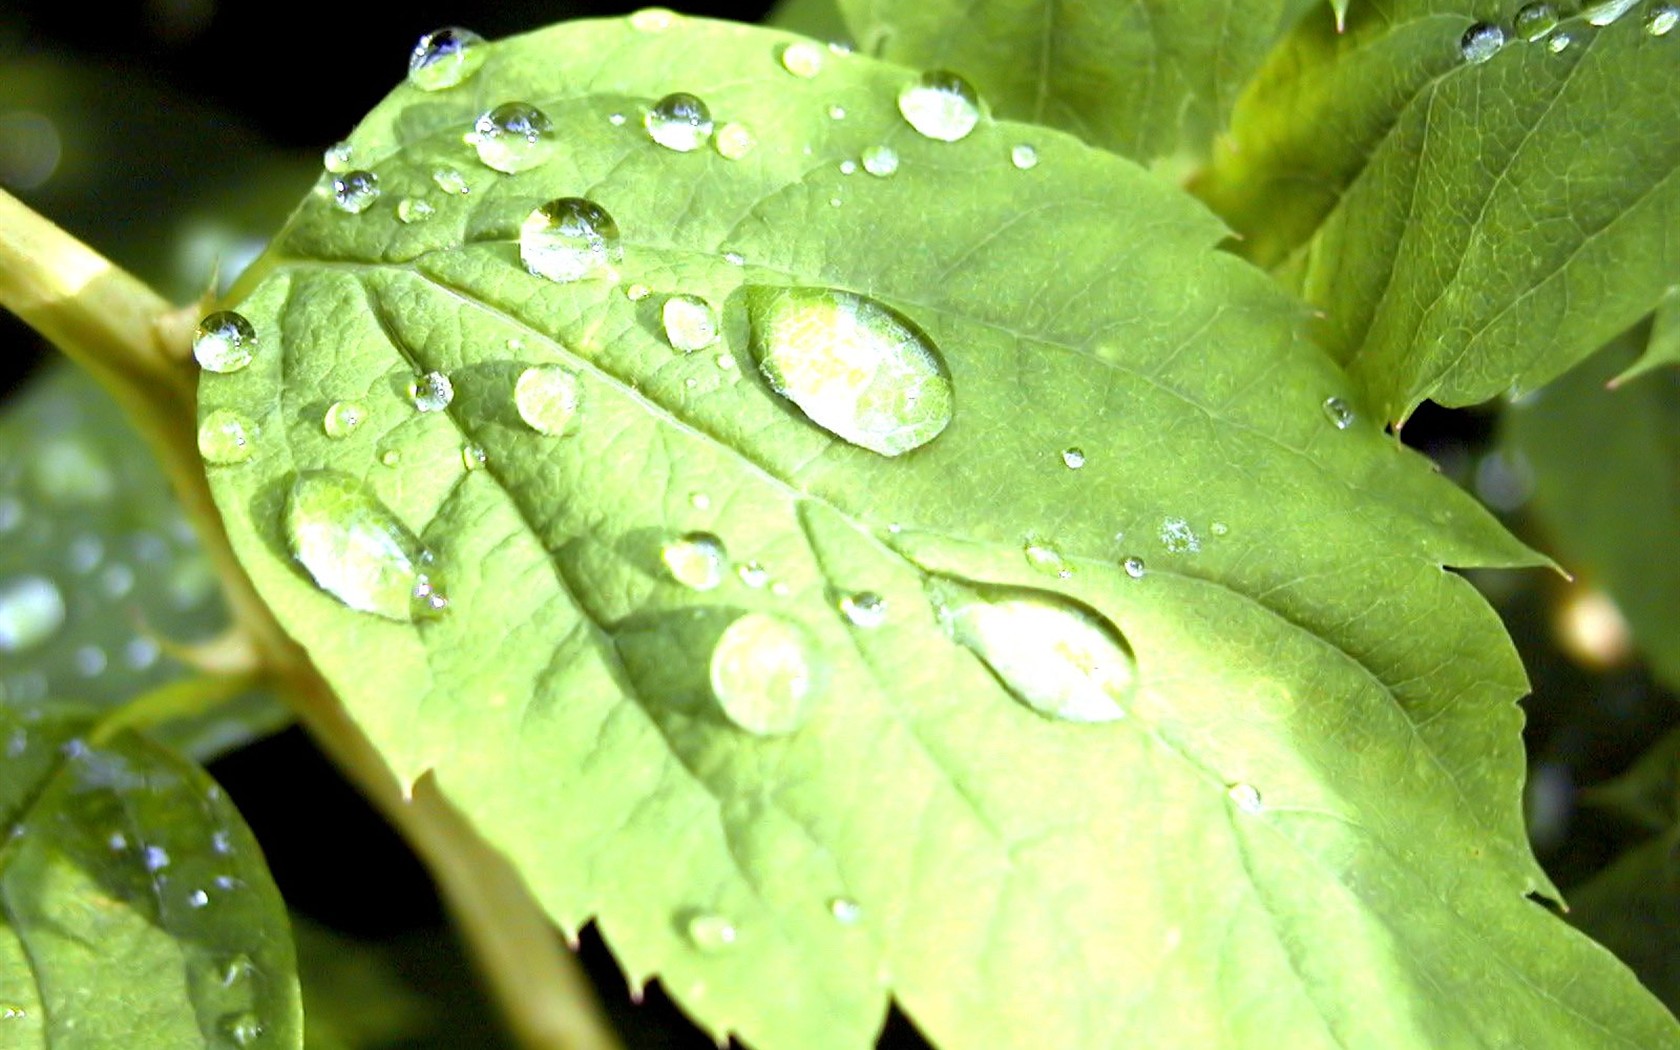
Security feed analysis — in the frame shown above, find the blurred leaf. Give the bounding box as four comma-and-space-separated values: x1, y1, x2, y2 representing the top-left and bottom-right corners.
1583, 727, 1680, 837
0, 705, 300, 1047
295, 920, 436, 1050
765, 0, 852, 41
1571, 821, 1680, 1014
1617, 289, 1680, 387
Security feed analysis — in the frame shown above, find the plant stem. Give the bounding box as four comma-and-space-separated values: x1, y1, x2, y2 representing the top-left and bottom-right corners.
88, 670, 264, 746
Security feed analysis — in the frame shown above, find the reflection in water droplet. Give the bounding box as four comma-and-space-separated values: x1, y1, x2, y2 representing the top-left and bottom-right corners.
1459, 22, 1505, 63
323, 140, 353, 173
520, 198, 622, 283
710, 612, 816, 734
645, 92, 715, 152
396, 198, 435, 224
408, 27, 488, 91
198, 410, 255, 465
1061, 447, 1085, 469
1227, 783, 1262, 813
838, 591, 887, 628
662, 294, 719, 352
661, 532, 727, 590
897, 71, 982, 142
468, 102, 556, 173
332, 170, 380, 213
0, 576, 65, 653
514, 365, 582, 435
1123, 556, 1146, 579
1321, 396, 1355, 429
929, 579, 1135, 723
714, 122, 757, 159
829, 897, 862, 924
1650, 2, 1679, 34
432, 167, 470, 195
409, 371, 455, 413
193, 311, 257, 373
779, 41, 825, 77
1585, 0, 1640, 25
1159, 518, 1199, 555
1010, 144, 1038, 170
1548, 30, 1575, 51
685, 912, 738, 951
861, 144, 899, 177
745, 285, 953, 457
284, 470, 445, 621
323, 400, 367, 438
219, 1012, 263, 1048
1514, 2, 1559, 40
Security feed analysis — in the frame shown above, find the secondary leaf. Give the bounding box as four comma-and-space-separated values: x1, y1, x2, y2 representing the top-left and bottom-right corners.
0, 706, 300, 1046
1615, 288, 1680, 386
1194, 2, 1680, 421
204, 13, 1675, 1049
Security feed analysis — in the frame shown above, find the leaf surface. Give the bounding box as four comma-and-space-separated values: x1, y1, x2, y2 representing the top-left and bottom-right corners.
204, 14, 1676, 1049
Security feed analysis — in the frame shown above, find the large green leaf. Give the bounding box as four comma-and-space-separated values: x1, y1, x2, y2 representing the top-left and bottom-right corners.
0, 706, 300, 1047
203, 13, 1676, 1048
1194, 1, 1680, 421
836, 0, 1330, 161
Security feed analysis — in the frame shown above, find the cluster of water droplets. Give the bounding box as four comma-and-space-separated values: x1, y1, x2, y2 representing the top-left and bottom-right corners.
1459, 0, 1675, 62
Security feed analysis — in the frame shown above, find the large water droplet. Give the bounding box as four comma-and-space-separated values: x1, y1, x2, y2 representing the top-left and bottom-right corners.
897, 71, 982, 142
838, 591, 887, 628
468, 102, 556, 173
408, 27, 488, 91
745, 286, 953, 457
1460, 22, 1505, 63
861, 144, 899, 177
284, 470, 445, 621
193, 311, 257, 373
710, 612, 817, 734
0, 576, 65, 653
408, 371, 455, 413
323, 400, 367, 438
332, 170, 380, 214
714, 122, 757, 159
198, 410, 255, 465
661, 532, 726, 590
513, 365, 581, 435
645, 92, 715, 152
662, 294, 719, 352
929, 580, 1135, 723
685, 912, 738, 952
779, 41, 825, 77
1514, 2, 1559, 40
520, 198, 622, 283
1649, 2, 1679, 34
1585, 0, 1640, 25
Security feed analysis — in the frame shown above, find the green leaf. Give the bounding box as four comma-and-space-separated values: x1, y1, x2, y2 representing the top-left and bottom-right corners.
1505, 326, 1680, 689
1194, 2, 1680, 421
836, 0, 1322, 161
0, 706, 300, 1047
765, 0, 853, 43
205, 13, 1676, 1048
1615, 289, 1680, 386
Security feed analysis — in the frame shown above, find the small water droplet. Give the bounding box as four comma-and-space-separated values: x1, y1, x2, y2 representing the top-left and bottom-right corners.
187, 888, 210, 908
219, 1012, 263, 1048
861, 144, 899, 177
1460, 21, 1505, 63
723, 250, 746, 266
211, 829, 234, 855
1061, 447, 1085, 469
74, 644, 106, 676
1649, 2, 1679, 34
930, 580, 1135, 723
736, 561, 769, 588
285, 470, 445, 621
468, 102, 556, 173
1227, 783, 1263, 813
1023, 538, 1072, 579
1548, 29, 1575, 51
685, 912, 738, 951
608, 112, 627, 126
396, 197, 435, 223
408, 371, 455, 413
218, 954, 254, 988
143, 844, 170, 871
897, 70, 982, 142
779, 40, 825, 77
661, 532, 727, 590
745, 285, 953, 457
0, 497, 22, 534
710, 612, 816, 734
193, 311, 257, 373
124, 636, 160, 669
98, 563, 133, 598
1585, 0, 1640, 25
323, 400, 367, 438
714, 122, 757, 159
198, 410, 255, 465
66, 534, 102, 574
838, 159, 858, 175
460, 444, 487, 471
380, 449, 402, 468
629, 7, 676, 32
513, 365, 582, 435
432, 167, 470, 195
838, 591, 887, 628
1159, 517, 1199, 555
520, 197, 622, 283
408, 26, 487, 91
1210, 521, 1229, 537
625, 283, 653, 301
662, 294, 719, 352
645, 92, 715, 152
827, 104, 847, 120
1123, 556, 1146, 579
828, 897, 863, 924
1322, 396, 1355, 429
0, 576, 65, 653
689, 492, 711, 511
1514, 2, 1559, 40
1010, 144, 1038, 169
323, 140, 354, 173
332, 170, 380, 213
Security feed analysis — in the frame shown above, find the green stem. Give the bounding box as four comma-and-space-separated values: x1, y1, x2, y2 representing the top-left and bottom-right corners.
88, 671, 264, 747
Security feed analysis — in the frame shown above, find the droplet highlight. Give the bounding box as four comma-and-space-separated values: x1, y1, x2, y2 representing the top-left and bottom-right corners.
284, 470, 445, 621
662, 294, 719, 352
897, 70, 982, 142
709, 612, 817, 734
197, 410, 255, 465
685, 913, 738, 951
645, 92, 715, 152
468, 102, 556, 173
828, 897, 863, 924
408, 27, 488, 91
1585, 0, 1640, 25
432, 167, 470, 195
520, 198, 622, 283
193, 311, 257, 373
514, 365, 582, 435
661, 532, 727, 590
0, 576, 66, 653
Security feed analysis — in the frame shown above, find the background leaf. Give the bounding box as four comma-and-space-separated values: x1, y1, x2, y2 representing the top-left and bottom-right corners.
203, 13, 1675, 1049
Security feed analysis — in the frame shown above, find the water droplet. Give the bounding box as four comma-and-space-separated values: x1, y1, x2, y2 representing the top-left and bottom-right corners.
396, 197, 435, 224
838, 591, 887, 628
827, 104, 847, 120
460, 444, 487, 471
66, 534, 103, 574
193, 311, 257, 373
323, 140, 354, 173
723, 250, 746, 267
408, 371, 455, 413
714, 122, 757, 159
520, 198, 622, 283
219, 1012, 263, 1048
284, 470, 445, 621
211, 829, 234, 856
861, 144, 899, 177
198, 410, 255, 465
0, 1006, 25, 1021
1649, 2, 1679, 34
710, 612, 817, 734
99, 563, 134, 598
1123, 556, 1146, 579
1010, 144, 1038, 169
1585, 0, 1640, 25
1514, 2, 1559, 40
468, 102, 556, 173
625, 283, 653, 301
1548, 29, 1575, 51
323, 400, 367, 438
0, 576, 65, 653
380, 449, 402, 468
779, 41, 825, 77
1023, 538, 1072, 579
929, 580, 1135, 723
187, 888, 210, 908
838, 160, 857, 175
432, 167, 470, 195
1322, 396, 1355, 429
1227, 783, 1263, 813
828, 897, 863, 924
143, 844, 170, 871
123, 636, 160, 669
218, 954, 254, 988
332, 170, 380, 213
745, 286, 953, 457
408, 26, 487, 91
0, 497, 22, 534
689, 492, 711, 511
1210, 521, 1229, 537
608, 112, 627, 126
736, 561, 769, 587
645, 92, 715, 152
661, 532, 726, 590
1061, 447, 1085, 469
897, 70, 982, 142
662, 294, 719, 352
629, 7, 676, 32
685, 912, 738, 951
74, 644, 106, 676
1459, 22, 1505, 63
513, 365, 582, 435
1159, 518, 1199, 555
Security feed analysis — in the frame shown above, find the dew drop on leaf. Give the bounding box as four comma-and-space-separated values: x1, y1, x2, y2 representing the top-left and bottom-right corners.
662, 294, 719, 352
432, 167, 469, 195
396, 198, 435, 224
218, 1011, 263, 1048
928, 579, 1135, 724
331, 170, 380, 214
0, 575, 65, 653
1023, 537, 1072, 579
736, 561, 769, 588
322, 400, 367, 439
1514, 2, 1559, 40
838, 590, 887, 628
861, 144, 899, 177
1548, 30, 1575, 51
513, 365, 582, 435
408, 371, 454, 413
1061, 447, 1086, 469
828, 897, 863, 924
520, 197, 622, 283
1123, 556, 1146, 579
897, 70, 982, 142
468, 102, 556, 173
217, 954, 255, 988
714, 122, 757, 159
1227, 783, 1263, 813
661, 531, 727, 590
709, 612, 817, 734
460, 443, 488, 472
644, 92, 715, 152
284, 470, 445, 622
1459, 22, 1505, 63
1010, 144, 1038, 170
1322, 396, 1355, 429
1159, 517, 1199, 554
629, 7, 677, 32
198, 410, 255, 466
1649, 2, 1679, 34
322, 140, 353, 173
1585, 0, 1640, 25
744, 285, 954, 457
778, 40, 825, 78
193, 311, 257, 373
684, 913, 738, 952
408, 27, 487, 91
